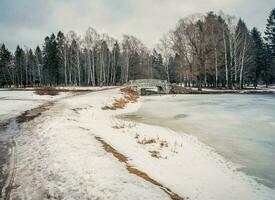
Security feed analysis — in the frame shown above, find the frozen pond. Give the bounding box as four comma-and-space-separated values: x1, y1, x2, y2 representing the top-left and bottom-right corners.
123, 94, 275, 189
0, 90, 67, 121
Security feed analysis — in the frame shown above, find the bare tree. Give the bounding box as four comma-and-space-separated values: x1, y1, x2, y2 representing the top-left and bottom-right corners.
84, 27, 100, 85
157, 32, 174, 82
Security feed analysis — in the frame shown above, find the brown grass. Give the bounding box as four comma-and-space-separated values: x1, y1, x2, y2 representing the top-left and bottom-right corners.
113, 98, 129, 109
149, 150, 161, 158
112, 125, 125, 129
137, 138, 156, 145
95, 136, 184, 200
135, 133, 140, 139
122, 87, 139, 103
34, 87, 59, 96
101, 105, 116, 110
160, 140, 169, 148
102, 87, 139, 110
95, 136, 128, 163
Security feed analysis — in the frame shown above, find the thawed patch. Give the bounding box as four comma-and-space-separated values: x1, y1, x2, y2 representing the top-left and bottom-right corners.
95, 136, 184, 200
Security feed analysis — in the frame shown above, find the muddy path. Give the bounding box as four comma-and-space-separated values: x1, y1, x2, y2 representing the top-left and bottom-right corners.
0, 88, 114, 199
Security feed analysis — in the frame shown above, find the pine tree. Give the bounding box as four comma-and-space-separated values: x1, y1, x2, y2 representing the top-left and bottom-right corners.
251, 28, 265, 87
56, 31, 66, 84
43, 34, 59, 85
27, 49, 37, 85
264, 8, 275, 55
15, 46, 26, 87
0, 44, 12, 86
264, 8, 275, 85
112, 42, 121, 84
35, 46, 43, 84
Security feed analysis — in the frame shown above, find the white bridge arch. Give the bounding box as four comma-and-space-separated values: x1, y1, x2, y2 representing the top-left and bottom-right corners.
128, 79, 171, 95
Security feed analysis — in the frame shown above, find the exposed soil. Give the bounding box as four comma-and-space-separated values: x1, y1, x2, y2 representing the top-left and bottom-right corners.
34, 87, 60, 96
95, 136, 185, 200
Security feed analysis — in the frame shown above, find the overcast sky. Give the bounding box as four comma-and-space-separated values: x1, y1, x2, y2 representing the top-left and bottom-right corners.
0, 0, 274, 50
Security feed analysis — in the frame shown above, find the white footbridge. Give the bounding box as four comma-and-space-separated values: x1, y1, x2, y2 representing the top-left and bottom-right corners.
127, 79, 171, 95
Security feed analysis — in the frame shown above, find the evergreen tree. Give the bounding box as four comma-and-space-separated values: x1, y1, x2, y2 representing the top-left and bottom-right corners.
152, 49, 165, 80
35, 46, 43, 84
112, 42, 121, 84
264, 8, 275, 55
0, 44, 12, 86
43, 34, 59, 85
264, 8, 275, 84
251, 28, 265, 87
27, 49, 37, 85
15, 45, 26, 86
56, 31, 66, 84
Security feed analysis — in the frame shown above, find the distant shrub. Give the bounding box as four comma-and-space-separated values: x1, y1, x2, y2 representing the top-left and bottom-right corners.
34, 87, 59, 96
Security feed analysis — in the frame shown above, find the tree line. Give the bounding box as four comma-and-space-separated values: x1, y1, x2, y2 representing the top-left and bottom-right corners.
0, 9, 275, 89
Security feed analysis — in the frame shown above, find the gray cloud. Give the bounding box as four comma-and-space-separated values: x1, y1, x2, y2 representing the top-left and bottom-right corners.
0, 0, 274, 51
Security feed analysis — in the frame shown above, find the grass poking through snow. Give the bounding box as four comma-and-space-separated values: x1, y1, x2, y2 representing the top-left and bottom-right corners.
102, 87, 139, 110
95, 136, 184, 200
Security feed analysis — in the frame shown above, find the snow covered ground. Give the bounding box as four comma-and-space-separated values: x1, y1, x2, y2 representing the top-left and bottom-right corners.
7, 88, 275, 200
8, 89, 170, 200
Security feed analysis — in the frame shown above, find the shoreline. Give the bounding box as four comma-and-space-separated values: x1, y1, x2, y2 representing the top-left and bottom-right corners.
111, 89, 275, 199
168, 85, 275, 95
0, 85, 274, 95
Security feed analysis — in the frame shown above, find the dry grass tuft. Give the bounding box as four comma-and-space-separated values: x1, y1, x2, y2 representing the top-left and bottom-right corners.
34, 87, 59, 96
112, 98, 129, 109
101, 105, 116, 110
102, 87, 139, 110
112, 125, 125, 129
149, 150, 161, 158
137, 138, 156, 145
160, 140, 169, 148
122, 87, 139, 103
135, 133, 140, 139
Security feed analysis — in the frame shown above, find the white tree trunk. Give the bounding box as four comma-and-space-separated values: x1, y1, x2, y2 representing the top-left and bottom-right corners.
223, 29, 228, 88
77, 49, 81, 86
64, 46, 67, 86
239, 36, 247, 89
215, 48, 218, 87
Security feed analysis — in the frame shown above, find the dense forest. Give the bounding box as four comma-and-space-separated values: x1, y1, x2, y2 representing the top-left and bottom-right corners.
1, 9, 275, 89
